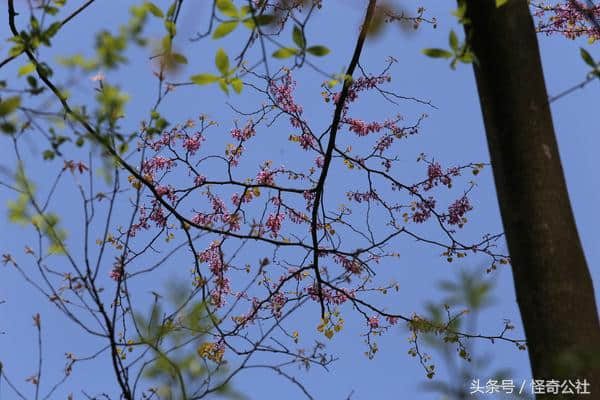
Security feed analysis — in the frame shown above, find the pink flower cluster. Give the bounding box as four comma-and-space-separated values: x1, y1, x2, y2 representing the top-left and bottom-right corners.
333, 255, 362, 274
412, 197, 436, 223
270, 72, 304, 127
307, 285, 355, 305
346, 190, 379, 203
109, 265, 123, 281
231, 121, 256, 141
141, 156, 175, 175
63, 160, 89, 174
298, 132, 316, 150
423, 162, 460, 191
270, 292, 287, 318
197, 242, 232, 308
533, 1, 600, 40
256, 168, 275, 185
266, 213, 285, 238
368, 316, 380, 329
445, 196, 472, 226
182, 132, 205, 155
148, 131, 176, 151
155, 184, 177, 203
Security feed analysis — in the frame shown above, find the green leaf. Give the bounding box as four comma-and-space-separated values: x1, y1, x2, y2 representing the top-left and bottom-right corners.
213, 21, 239, 39
146, 2, 164, 17
218, 78, 229, 94
272, 47, 297, 59
0, 96, 21, 117
449, 30, 459, 52
421, 48, 453, 59
9, 44, 24, 57
215, 48, 229, 75
0, 122, 16, 134
580, 48, 595, 67
496, 0, 508, 7
18, 62, 36, 77
230, 78, 243, 94
292, 25, 305, 49
242, 14, 275, 29
306, 45, 330, 57
458, 51, 474, 64
44, 22, 61, 39
164, 20, 176, 37
43, 150, 55, 160
216, 0, 239, 18
172, 53, 188, 64
167, 1, 177, 18
190, 74, 219, 85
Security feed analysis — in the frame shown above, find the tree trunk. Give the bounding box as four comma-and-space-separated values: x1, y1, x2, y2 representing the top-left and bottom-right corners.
462, 0, 600, 395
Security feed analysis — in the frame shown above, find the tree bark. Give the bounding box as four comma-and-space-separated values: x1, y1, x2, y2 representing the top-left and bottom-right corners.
462, 0, 600, 395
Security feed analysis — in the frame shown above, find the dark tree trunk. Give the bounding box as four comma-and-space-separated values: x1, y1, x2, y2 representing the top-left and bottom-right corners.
462, 0, 600, 394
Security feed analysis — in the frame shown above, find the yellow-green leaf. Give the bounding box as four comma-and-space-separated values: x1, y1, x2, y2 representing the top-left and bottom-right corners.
272, 47, 297, 59
496, 0, 508, 7
216, 0, 239, 18
18, 62, 36, 77
231, 77, 243, 94
190, 74, 219, 85
306, 45, 330, 57
215, 48, 229, 75
172, 53, 188, 64
213, 21, 238, 39
0, 96, 21, 117
421, 48, 453, 59
242, 14, 275, 29
292, 25, 305, 49
145, 2, 164, 17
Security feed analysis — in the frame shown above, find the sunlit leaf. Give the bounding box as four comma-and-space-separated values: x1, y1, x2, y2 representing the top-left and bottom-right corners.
272, 47, 297, 59
307, 45, 330, 56
292, 25, 305, 49
421, 48, 453, 59
216, 0, 239, 18
215, 48, 229, 75
190, 74, 219, 85
213, 21, 239, 39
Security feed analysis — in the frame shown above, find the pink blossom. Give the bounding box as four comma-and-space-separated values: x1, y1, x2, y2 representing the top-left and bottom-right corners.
182, 132, 205, 155
368, 316, 380, 328
266, 213, 285, 238
412, 197, 436, 223
256, 168, 275, 185
231, 121, 256, 141
446, 196, 472, 226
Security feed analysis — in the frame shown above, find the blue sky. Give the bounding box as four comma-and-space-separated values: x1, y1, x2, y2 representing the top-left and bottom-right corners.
1, 1, 598, 399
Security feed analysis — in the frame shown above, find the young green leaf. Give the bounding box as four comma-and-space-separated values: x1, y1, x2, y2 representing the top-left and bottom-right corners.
580, 48, 596, 68
217, 0, 239, 18
0, 96, 21, 117
213, 21, 239, 39
190, 74, 219, 85
496, 0, 508, 7
172, 53, 188, 64
215, 48, 230, 75
231, 78, 243, 94
164, 20, 176, 37
292, 25, 306, 49
449, 30, 459, 53
242, 14, 275, 29
145, 2, 164, 17
272, 47, 297, 59
18, 62, 36, 77
166, 1, 177, 18
218, 78, 229, 94
307, 45, 330, 57
421, 48, 453, 59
